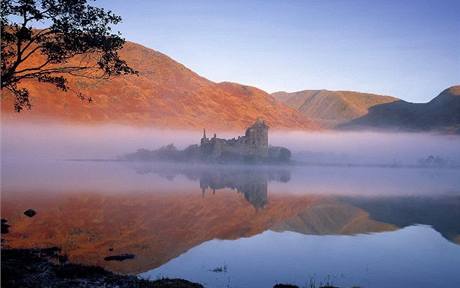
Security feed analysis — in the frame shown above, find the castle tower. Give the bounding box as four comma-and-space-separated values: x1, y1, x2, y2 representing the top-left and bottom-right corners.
245, 119, 269, 157
201, 128, 208, 145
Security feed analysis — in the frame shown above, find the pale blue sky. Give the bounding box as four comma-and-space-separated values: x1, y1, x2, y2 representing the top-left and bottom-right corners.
98, 0, 459, 102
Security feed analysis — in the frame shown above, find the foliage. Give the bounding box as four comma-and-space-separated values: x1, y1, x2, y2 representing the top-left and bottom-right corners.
1, 0, 137, 111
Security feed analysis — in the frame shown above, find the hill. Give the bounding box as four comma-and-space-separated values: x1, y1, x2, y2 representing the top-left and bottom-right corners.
3, 190, 394, 274
340, 86, 460, 133
1, 42, 316, 131
272, 90, 398, 128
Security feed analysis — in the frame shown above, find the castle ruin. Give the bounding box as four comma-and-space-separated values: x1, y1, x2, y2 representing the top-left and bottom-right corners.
122, 118, 291, 163
200, 119, 269, 161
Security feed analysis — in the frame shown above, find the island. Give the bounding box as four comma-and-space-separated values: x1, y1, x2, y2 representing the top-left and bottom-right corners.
121, 119, 292, 163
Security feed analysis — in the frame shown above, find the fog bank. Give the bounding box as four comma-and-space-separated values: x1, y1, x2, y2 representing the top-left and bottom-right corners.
2, 120, 460, 196
2, 120, 460, 166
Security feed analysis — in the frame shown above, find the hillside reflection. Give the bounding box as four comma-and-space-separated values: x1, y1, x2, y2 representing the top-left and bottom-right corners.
341, 196, 460, 243
2, 162, 460, 275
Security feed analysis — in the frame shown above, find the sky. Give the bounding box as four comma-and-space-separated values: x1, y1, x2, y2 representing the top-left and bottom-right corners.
96, 0, 459, 103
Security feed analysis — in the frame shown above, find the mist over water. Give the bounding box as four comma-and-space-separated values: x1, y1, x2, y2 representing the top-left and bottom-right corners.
2, 120, 460, 196
271, 130, 460, 165
3, 120, 460, 165
2, 120, 460, 288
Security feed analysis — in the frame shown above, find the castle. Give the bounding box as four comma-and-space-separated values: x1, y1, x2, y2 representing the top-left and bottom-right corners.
122, 118, 291, 163
200, 119, 269, 160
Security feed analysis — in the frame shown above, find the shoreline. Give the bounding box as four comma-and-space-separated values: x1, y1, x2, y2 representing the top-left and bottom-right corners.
1, 247, 204, 288
1, 246, 341, 288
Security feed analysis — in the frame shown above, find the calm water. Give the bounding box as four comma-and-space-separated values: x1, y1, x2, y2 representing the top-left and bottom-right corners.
2, 159, 460, 288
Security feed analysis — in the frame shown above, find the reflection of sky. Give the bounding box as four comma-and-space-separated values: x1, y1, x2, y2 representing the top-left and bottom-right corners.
141, 226, 460, 288
271, 166, 460, 196
2, 159, 460, 197
1, 160, 195, 195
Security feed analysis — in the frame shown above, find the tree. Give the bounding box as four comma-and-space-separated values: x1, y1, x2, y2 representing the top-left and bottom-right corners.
1, 0, 137, 112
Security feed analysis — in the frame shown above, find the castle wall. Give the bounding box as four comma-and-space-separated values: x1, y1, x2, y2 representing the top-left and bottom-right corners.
200, 119, 269, 160
245, 124, 268, 157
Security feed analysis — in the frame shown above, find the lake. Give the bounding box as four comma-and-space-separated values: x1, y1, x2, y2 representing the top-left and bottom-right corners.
2, 158, 460, 288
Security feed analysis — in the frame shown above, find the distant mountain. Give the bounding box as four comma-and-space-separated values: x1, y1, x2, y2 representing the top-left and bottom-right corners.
272, 90, 398, 128
340, 86, 460, 133
1, 42, 316, 130
271, 201, 396, 235
342, 195, 460, 244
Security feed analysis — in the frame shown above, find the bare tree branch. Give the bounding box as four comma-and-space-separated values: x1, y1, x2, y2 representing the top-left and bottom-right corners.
1, 0, 138, 111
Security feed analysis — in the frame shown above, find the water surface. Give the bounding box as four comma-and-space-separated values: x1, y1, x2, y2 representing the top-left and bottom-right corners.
2, 158, 460, 287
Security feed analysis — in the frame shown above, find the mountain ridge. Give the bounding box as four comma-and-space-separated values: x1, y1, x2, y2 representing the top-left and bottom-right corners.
1, 41, 317, 131
272, 89, 398, 128
341, 85, 460, 133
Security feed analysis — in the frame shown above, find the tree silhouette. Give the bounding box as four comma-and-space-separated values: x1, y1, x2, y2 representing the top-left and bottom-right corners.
1, 0, 137, 112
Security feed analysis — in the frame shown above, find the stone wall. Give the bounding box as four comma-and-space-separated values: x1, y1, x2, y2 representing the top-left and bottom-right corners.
200, 119, 269, 161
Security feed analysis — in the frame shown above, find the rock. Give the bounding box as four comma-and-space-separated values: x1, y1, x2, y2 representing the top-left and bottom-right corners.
209, 265, 227, 273
2, 248, 204, 287
24, 209, 37, 217
103, 254, 135, 261
58, 254, 68, 264
273, 284, 299, 288
1, 219, 10, 234
152, 278, 204, 288
38, 247, 61, 258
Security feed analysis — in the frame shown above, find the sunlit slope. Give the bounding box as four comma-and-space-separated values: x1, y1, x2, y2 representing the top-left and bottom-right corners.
3, 191, 396, 274
342, 86, 460, 133
272, 90, 398, 128
2, 42, 316, 130
271, 201, 396, 235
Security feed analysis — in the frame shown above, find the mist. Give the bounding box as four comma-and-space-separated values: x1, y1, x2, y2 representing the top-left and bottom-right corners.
2, 119, 460, 197
2, 120, 460, 166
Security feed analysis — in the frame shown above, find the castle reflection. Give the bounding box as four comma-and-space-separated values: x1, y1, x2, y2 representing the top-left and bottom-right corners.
199, 168, 290, 209
130, 163, 291, 209
3, 161, 459, 275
